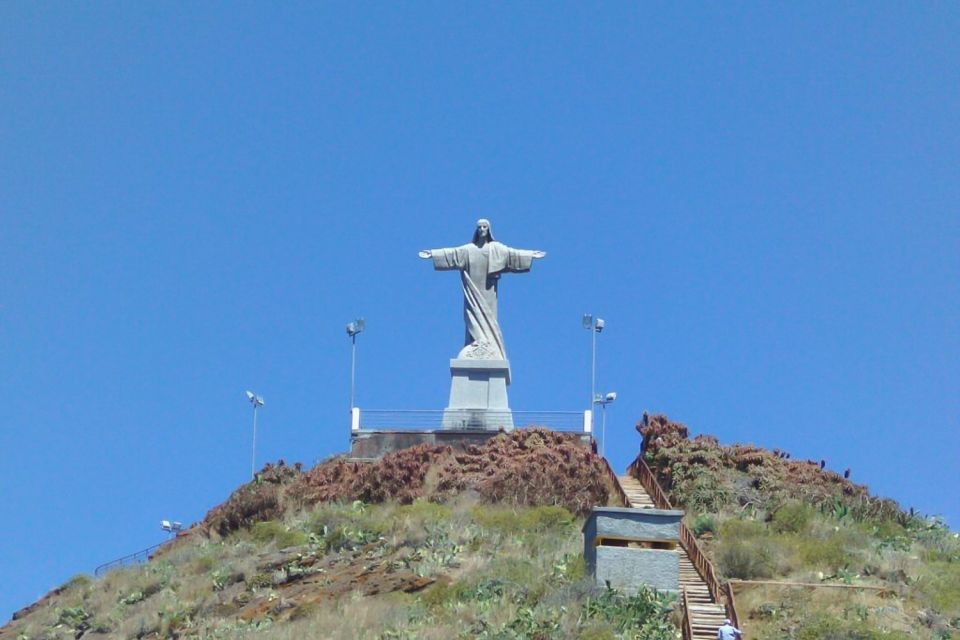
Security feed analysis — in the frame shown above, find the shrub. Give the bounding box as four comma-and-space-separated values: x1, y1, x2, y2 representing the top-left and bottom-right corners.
691, 514, 717, 537
799, 536, 853, 572
395, 499, 452, 525
470, 504, 574, 534
795, 613, 912, 640
916, 560, 960, 617
772, 501, 814, 534
717, 539, 775, 579
719, 517, 767, 539
582, 586, 676, 639
63, 574, 92, 592
250, 520, 308, 548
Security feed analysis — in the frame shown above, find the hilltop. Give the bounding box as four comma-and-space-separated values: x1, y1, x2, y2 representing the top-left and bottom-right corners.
3, 421, 958, 639
639, 415, 959, 639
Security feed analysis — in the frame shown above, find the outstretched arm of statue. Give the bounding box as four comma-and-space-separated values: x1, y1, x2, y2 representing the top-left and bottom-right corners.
532, 250, 546, 259
418, 250, 432, 259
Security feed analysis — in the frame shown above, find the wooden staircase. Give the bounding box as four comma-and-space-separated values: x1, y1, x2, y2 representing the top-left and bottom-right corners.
616, 473, 731, 640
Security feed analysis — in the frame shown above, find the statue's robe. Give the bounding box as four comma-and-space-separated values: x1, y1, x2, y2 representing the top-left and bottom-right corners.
430, 241, 537, 360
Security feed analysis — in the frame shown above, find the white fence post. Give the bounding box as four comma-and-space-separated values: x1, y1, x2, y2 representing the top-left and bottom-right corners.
351, 407, 361, 432
583, 409, 593, 433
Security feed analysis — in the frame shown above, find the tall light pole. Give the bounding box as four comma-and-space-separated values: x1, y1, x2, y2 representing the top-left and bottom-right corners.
346, 317, 365, 410
595, 391, 617, 457
246, 390, 264, 480
582, 314, 605, 411
160, 520, 183, 540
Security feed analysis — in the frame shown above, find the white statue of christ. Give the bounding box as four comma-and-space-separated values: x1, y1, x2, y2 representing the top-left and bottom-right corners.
419, 219, 546, 361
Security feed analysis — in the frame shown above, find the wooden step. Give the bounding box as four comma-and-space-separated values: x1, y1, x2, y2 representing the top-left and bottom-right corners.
613, 472, 731, 638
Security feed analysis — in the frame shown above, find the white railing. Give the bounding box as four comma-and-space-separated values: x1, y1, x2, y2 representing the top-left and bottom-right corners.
351, 408, 592, 433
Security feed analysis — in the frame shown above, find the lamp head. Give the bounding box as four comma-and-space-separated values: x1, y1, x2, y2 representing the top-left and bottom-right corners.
595, 318, 605, 333
605, 392, 617, 402
346, 317, 365, 337
582, 314, 593, 329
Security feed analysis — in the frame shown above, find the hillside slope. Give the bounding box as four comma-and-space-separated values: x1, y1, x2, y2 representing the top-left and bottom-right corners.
638, 415, 960, 639
4, 422, 957, 639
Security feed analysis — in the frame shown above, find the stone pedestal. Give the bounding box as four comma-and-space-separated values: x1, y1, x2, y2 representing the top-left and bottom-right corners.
441, 358, 513, 430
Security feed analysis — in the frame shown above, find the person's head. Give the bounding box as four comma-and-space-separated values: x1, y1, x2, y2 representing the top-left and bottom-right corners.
723, 619, 731, 625
472, 219, 495, 245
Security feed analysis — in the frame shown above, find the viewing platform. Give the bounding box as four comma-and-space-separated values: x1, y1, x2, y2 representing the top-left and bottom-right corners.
348, 408, 594, 459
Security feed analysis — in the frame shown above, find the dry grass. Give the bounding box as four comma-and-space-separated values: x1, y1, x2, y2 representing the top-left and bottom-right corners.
5, 496, 677, 640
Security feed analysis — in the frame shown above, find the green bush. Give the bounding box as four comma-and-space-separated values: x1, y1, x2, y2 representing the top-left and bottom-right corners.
772, 501, 814, 534
799, 536, 852, 572
719, 517, 767, 539
250, 520, 308, 548
917, 560, 960, 616
63, 574, 92, 592
395, 500, 452, 524
470, 504, 574, 534
692, 514, 717, 537
582, 586, 675, 640
795, 613, 912, 639
717, 539, 775, 579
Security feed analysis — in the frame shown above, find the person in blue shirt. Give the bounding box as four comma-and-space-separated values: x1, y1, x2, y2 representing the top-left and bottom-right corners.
717, 618, 743, 639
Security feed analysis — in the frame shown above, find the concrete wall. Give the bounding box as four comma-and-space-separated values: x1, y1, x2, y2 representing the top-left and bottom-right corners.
584, 507, 683, 542
583, 507, 685, 594
594, 547, 680, 594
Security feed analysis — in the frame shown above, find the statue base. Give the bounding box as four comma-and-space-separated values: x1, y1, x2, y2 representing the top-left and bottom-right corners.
441, 358, 513, 430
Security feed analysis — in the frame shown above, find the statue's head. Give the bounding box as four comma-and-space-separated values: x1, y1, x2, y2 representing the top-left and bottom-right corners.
472, 219, 495, 245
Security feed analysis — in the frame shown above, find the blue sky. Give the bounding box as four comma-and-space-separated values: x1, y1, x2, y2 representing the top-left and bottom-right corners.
2, 3, 957, 619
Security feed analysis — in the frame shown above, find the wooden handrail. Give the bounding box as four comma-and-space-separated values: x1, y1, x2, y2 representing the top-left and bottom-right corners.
681, 587, 693, 640
626, 455, 672, 509
599, 456, 630, 507
627, 453, 738, 619
724, 581, 740, 630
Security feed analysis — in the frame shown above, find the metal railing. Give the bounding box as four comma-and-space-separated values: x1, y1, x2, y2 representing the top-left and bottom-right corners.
353, 409, 589, 432
94, 542, 166, 577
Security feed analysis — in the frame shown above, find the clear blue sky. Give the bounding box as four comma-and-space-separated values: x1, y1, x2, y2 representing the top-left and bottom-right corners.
2, 3, 957, 620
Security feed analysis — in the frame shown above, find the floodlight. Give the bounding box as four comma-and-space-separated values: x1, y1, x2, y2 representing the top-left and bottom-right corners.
346, 317, 365, 409
346, 317, 365, 337
161, 520, 172, 531
246, 389, 264, 479
172, 521, 182, 532
582, 314, 606, 410
596, 390, 618, 457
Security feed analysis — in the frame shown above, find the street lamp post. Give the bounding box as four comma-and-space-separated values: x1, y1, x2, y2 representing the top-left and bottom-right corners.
246, 390, 264, 480
582, 314, 605, 411
346, 318, 365, 410
594, 391, 617, 457
160, 520, 183, 539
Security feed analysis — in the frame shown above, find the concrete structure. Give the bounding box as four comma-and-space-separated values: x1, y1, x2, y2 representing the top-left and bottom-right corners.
441, 359, 513, 429
583, 506, 684, 594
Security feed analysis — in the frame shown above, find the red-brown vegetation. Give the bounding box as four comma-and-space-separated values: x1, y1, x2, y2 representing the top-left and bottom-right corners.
202, 428, 610, 538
